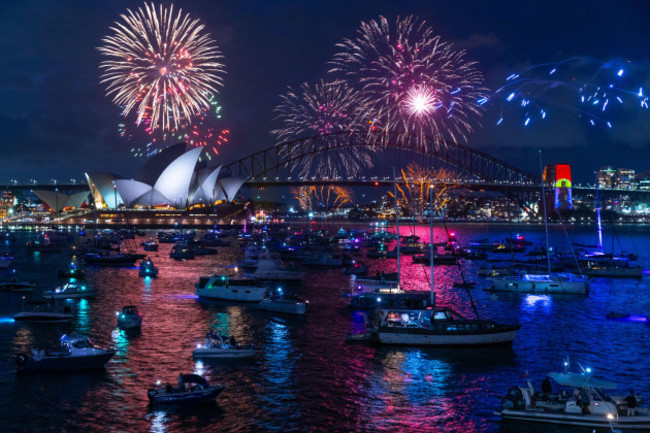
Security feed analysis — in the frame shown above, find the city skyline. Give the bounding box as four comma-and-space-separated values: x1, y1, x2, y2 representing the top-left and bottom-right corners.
1, 1, 649, 182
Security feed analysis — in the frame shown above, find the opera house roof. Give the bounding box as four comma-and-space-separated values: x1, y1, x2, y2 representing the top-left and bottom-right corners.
83, 143, 245, 210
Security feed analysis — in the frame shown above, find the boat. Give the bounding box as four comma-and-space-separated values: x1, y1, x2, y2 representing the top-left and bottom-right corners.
342, 261, 370, 275
42, 282, 97, 299
141, 240, 159, 252
0, 271, 35, 292
490, 273, 590, 295
116, 305, 143, 329
495, 360, 650, 430
14, 310, 73, 323
138, 258, 159, 278
147, 374, 224, 404
258, 290, 308, 315
373, 172, 520, 346
58, 263, 86, 279
84, 250, 140, 266
248, 253, 303, 282
193, 334, 257, 359
582, 259, 643, 278
195, 275, 267, 302
169, 242, 196, 260
0, 254, 13, 268
15, 334, 115, 371
488, 152, 590, 296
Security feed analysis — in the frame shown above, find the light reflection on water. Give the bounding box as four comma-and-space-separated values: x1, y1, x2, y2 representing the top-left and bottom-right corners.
0, 226, 648, 432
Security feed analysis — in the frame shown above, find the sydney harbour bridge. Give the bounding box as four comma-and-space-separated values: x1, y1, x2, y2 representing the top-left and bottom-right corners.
5, 131, 649, 216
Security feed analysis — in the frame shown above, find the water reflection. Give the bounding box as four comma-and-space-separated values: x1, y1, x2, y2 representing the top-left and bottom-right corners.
522, 294, 553, 312
148, 411, 168, 433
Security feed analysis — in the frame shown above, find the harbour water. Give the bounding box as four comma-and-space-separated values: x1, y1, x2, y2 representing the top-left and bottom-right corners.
1, 223, 649, 432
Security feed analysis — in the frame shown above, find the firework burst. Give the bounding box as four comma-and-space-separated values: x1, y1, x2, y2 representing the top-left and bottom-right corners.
98, 2, 225, 133
272, 80, 374, 178
489, 57, 650, 129
329, 15, 488, 149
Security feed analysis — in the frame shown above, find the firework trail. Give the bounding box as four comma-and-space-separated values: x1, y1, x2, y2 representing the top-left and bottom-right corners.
329, 15, 488, 149
272, 80, 375, 178
488, 57, 650, 128
98, 2, 225, 133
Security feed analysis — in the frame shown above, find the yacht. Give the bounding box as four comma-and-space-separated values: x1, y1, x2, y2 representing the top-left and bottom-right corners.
490, 273, 590, 295
375, 306, 520, 346
84, 250, 140, 266
195, 275, 267, 302
15, 334, 115, 371
138, 258, 159, 278
495, 360, 650, 430
116, 305, 143, 329
248, 254, 303, 282
42, 282, 97, 299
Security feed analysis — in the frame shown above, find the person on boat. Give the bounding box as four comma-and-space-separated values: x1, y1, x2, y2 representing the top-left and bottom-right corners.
541, 376, 552, 398
165, 382, 172, 393
230, 335, 237, 347
177, 374, 185, 392
625, 390, 637, 416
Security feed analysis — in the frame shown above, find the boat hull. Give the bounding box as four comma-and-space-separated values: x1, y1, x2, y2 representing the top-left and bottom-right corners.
497, 409, 650, 430
42, 291, 97, 299
192, 348, 256, 359
14, 312, 73, 323
196, 286, 266, 302
378, 327, 519, 346
18, 352, 115, 371
258, 299, 306, 315
491, 278, 588, 295
148, 385, 224, 404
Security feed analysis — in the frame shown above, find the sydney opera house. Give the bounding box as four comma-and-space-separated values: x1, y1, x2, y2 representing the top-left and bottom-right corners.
34, 143, 248, 226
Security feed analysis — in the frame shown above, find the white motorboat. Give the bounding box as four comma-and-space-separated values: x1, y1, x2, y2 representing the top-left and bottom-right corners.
15, 334, 115, 371
42, 282, 97, 299
248, 253, 303, 282
138, 258, 159, 278
495, 360, 650, 430
490, 273, 590, 295
116, 305, 143, 329
192, 335, 257, 359
195, 275, 267, 302
259, 291, 308, 315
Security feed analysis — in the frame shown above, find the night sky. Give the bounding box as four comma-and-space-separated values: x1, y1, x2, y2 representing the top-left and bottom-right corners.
1, 0, 649, 184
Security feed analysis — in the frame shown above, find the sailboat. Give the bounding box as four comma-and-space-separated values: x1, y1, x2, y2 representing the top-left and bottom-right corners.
84, 186, 141, 267
489, 151, 590, 295
374, 177, 520, 346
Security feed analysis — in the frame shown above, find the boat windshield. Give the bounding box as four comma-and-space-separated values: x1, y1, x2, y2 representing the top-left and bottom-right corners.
71, 339, 93, 349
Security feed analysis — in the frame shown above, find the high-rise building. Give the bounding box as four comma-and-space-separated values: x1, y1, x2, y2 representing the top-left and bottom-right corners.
639, 177, 650, 191
615, 168, 636, 190
597, 166, 616, 189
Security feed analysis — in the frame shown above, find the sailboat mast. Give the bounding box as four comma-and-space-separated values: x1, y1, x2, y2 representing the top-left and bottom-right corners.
429, 185, 435, 306
114, 184, 120, 252
538, 150, 551, 274
595, 172, 603, 251
393, 168, 401, 290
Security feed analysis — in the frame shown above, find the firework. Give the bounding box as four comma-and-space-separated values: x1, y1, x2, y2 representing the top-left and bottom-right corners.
272, 80, 374, 178
329, 15, 488, 149
292, 185, 354, 211
489, 57, 650, 128
98, 2, 225, 133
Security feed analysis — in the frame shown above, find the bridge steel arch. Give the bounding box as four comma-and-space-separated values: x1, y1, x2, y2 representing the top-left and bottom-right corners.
222, 131, 538, 184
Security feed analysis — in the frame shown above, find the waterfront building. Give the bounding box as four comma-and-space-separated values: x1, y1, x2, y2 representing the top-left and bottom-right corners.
597, 166, 616, 189
615, 168, 636, 190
